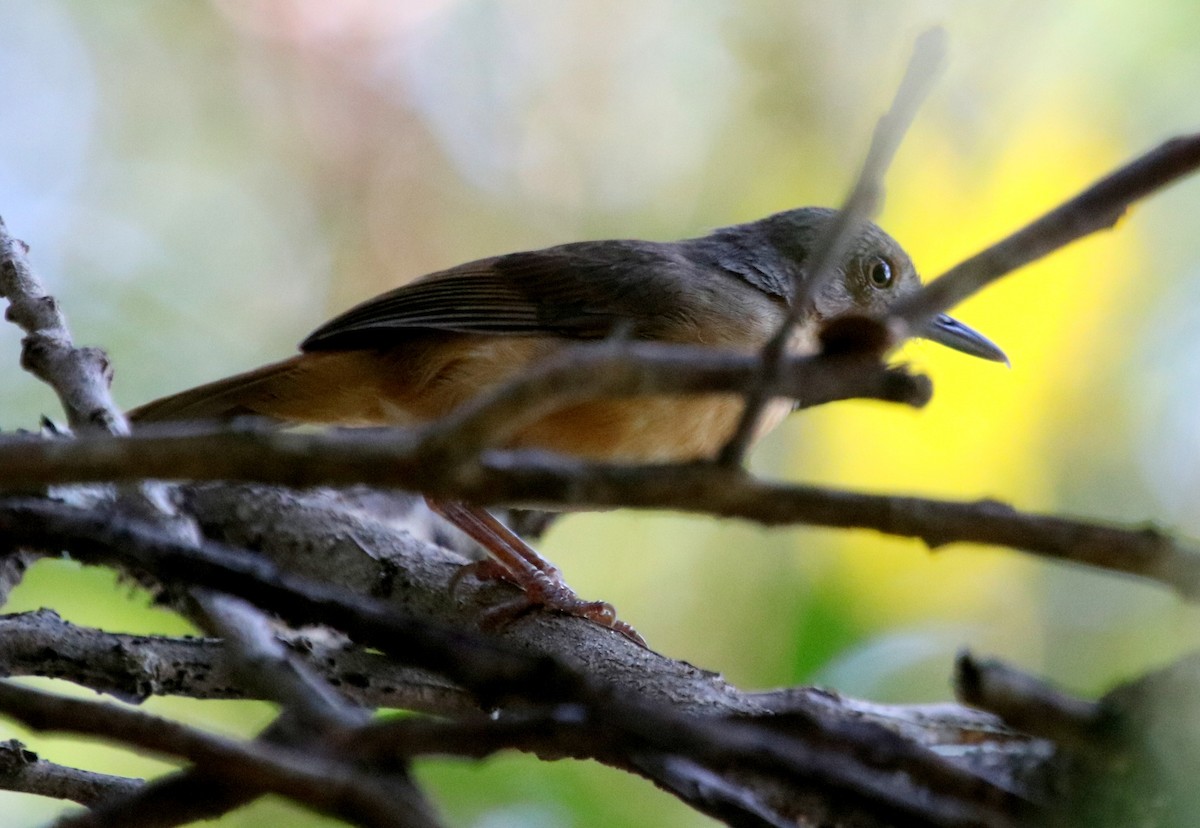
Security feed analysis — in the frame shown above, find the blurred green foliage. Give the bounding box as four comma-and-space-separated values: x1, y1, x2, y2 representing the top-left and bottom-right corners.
3, 1, 1200, 825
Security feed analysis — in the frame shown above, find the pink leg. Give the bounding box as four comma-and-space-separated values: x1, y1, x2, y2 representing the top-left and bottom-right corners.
427, 497, 646, 647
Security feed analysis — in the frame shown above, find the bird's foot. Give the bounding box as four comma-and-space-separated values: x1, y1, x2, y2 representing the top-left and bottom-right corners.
451, 557, 646, 647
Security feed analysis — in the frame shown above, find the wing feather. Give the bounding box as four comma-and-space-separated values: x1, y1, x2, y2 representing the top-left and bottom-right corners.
301, 242, 695, 351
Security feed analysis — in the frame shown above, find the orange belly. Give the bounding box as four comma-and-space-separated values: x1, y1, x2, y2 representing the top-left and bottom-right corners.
242, 335, 793, 462
510, 394, 792, 461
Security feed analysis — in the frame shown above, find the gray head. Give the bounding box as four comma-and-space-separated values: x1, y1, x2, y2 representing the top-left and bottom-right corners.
750, 208, 1006, 363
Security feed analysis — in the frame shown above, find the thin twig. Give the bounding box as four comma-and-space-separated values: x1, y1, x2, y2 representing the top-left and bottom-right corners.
0, 739, 142, 807
890, 132, 1200, 335
192, 592, 365, 727
717, 27, 946, 466
467, 460, 1200, 599
955, 653, 1106, 750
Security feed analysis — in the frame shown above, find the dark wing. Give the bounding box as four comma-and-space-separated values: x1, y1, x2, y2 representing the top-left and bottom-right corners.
301, 240, 697, 351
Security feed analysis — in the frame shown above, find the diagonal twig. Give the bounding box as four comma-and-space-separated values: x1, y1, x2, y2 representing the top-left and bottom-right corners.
717, 27, 946, 466
889, 132, 1200, 335
79, 591, 444, 828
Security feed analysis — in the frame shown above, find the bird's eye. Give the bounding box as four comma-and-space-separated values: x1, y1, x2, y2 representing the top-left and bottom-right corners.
868, 257, 894, 289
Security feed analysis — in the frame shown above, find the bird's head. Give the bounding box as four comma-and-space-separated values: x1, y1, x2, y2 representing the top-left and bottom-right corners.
758, 207, 1007, 363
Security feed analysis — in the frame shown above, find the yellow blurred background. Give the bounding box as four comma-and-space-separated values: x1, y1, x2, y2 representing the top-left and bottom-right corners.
3, 1, 1200, 825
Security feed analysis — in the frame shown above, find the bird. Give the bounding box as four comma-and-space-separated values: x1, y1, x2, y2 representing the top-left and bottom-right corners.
129, 207, 1005, 645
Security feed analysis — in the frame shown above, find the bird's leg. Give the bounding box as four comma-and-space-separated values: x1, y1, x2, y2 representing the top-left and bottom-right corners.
426, 497, 646, 647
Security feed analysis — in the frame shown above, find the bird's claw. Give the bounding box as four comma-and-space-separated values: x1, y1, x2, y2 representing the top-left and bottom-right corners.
452, 560, 647, 648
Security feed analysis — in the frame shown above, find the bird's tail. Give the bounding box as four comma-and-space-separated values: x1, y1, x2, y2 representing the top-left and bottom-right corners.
127, 356, 306, 425
128, 350, 421, 428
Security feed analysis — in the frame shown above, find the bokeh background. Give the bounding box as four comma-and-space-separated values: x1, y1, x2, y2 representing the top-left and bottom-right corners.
3, 1, 1200, 825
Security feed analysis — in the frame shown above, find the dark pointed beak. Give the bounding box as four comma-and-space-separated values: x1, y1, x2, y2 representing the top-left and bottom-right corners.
922, 314, 1009, 365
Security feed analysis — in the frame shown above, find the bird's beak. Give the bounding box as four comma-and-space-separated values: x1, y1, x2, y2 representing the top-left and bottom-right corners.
921, 314, 1009, 365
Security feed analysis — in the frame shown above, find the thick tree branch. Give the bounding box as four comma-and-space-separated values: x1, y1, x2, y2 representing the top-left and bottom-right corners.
0, 609, 470, 712
0, 535, 1041, 826
0, 492, 1037, 827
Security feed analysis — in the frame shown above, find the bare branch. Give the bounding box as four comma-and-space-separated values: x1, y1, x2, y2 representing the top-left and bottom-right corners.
0, 493, 1037, 827
113, 591, 439, 828
460, 460, 1200, 600
0, 681, 427, 828
0, 739, 142, 807
341, 700, 1032, 828
953, 651, 1200, 826
194, 592, 366, 726
0, 609, 470, 712
890, 132, 1200, 335
0, 495, 593, 704
3, 435, 1197, 600
0, 217, 126, 436
0, 211, 137, 600
0, 606, 452, 827
0, 214, 201, 604
0, 344, 930, 487
955, 653, 1106, 750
